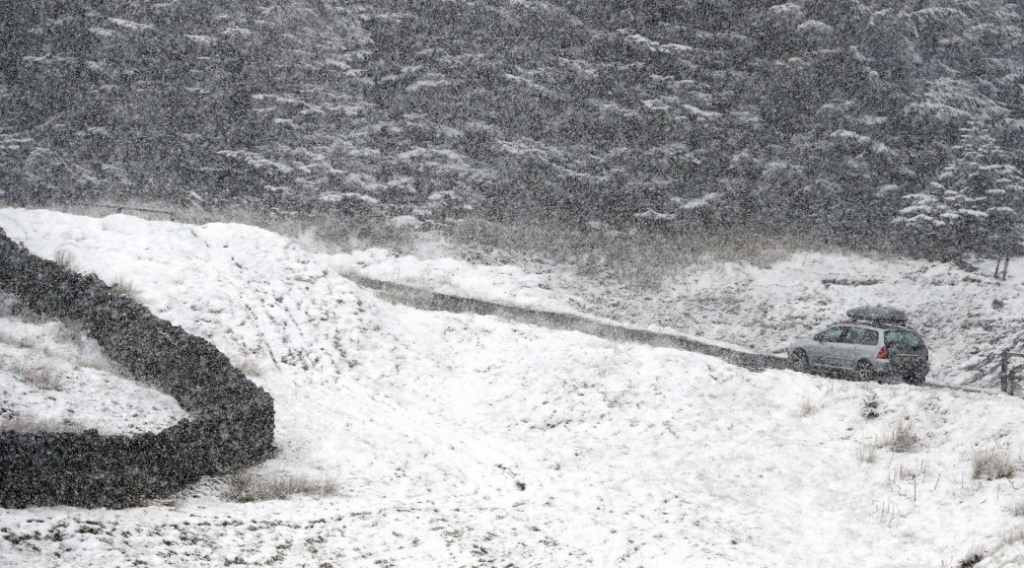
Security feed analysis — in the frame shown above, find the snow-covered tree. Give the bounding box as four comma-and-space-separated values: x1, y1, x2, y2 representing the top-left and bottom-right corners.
894, 119, 1024, 258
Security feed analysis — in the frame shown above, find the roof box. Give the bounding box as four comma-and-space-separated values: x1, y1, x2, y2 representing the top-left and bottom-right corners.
847, 306, 908, 325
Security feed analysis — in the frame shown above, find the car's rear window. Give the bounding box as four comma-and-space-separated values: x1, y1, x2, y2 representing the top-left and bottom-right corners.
884, 330, 924, 349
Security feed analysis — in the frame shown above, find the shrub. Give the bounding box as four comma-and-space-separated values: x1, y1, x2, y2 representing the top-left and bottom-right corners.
223, 472, 339, 502
972, 449, 1019, 480
861, 392, 880, 419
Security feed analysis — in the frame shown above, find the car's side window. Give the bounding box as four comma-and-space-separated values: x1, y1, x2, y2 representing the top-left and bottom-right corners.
819, 327, 845, 342
845, 327, 879, 345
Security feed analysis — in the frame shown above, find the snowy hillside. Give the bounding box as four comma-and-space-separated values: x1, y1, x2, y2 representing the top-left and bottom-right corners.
3, 208, 1024, 567
336, 239, 1024, 388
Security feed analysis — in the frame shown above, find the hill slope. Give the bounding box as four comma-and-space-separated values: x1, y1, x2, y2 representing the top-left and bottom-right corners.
3, 1, 1023, 252
2, 209, 1024, 567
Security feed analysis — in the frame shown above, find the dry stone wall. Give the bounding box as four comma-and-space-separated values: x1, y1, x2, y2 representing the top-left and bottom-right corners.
0, 229, 275, 508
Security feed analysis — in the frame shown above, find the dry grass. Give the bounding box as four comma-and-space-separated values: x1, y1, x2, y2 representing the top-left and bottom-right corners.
893, 459, 928, 480
0, 415, 83, 433
223, 472, 339, 502
1003, 526, 1024, 546
857, 444, 878, 464
877, 421, 919, 453
795, 397, 818, 417
958, 546, 986, 568
76, 338, 117, 372
13, 361, 65, 390
54, 319, 86, 344
1007, 500, 1024, 517
0, 330, 32, 348
232, 357, 268, 378
14, 308, 47, 325
972, 448, 1019, 480
441, 217, 863, 283
59, 199, 874, 292
53, 248, 77, 270
110, 275, 141, 300
0, 293, 21, 317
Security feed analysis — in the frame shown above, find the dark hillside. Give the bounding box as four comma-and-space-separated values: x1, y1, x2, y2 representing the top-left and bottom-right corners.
1, 0, 1022, 256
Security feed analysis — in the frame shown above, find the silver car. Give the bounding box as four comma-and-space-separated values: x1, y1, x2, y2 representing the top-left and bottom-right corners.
787, 307, 929, 384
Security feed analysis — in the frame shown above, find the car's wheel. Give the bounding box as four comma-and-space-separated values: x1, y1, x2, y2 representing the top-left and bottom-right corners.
790, 350, 810, 373
903, 373, 925, 386
855, 360, 875, 382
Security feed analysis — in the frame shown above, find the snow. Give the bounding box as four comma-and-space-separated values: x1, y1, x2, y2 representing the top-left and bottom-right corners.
334, 241, 1024, 388
107, 18, 154, 32
3, 208, 1024, 567
0, 312, 186, 435
672, 192, 722, 210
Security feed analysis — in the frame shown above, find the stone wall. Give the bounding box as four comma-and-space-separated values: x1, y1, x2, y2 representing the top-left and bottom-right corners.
0, 229, 275, 508
354, 275, 789, 372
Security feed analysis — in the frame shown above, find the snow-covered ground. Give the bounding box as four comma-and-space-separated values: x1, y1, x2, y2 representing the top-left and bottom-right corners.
2, 208, 1024, 567
336, 235, 1024, 387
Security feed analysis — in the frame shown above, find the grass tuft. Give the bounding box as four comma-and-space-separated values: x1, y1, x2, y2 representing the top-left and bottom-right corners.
13, 361, 65, 390
53, 248, 77, 269
1008, 500, 1024, 517
795, 397, 818, 417
972, 448, 1019, 480
958, 546, 986, 568
1003, 526, 1024, 546
877, 421, 919, 453
223, 472, 339, 502
857, 444, 878, 464
111, 276, 141, 300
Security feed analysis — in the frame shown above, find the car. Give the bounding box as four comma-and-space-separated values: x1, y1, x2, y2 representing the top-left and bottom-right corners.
787, 306, 929, 384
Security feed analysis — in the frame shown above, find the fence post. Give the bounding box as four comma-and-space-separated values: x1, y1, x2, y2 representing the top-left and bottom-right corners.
1001, 350, 1024, 395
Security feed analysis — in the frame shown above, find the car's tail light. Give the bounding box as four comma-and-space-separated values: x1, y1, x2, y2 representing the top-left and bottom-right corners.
877, 346, 889, 359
